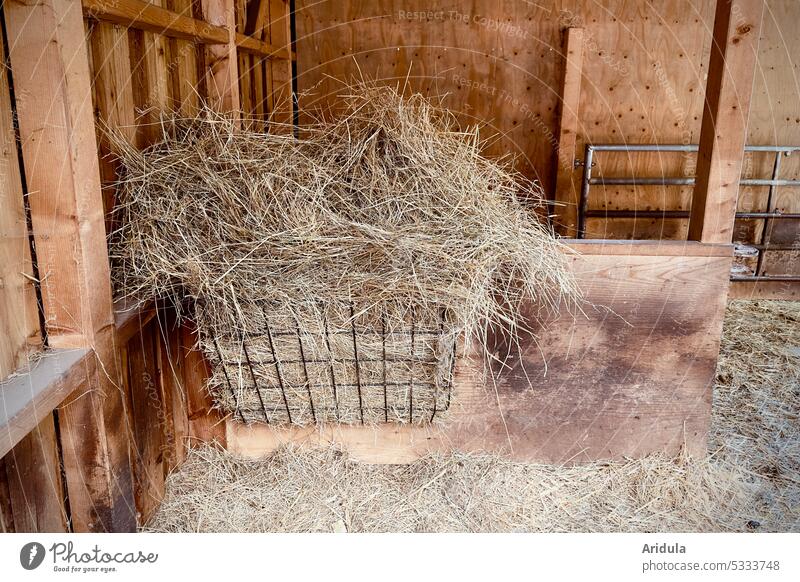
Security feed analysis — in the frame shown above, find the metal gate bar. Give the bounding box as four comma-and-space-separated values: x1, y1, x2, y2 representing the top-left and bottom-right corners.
576, 144, 800, 282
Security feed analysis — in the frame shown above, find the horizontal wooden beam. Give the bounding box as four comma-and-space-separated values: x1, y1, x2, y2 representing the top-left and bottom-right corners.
83, 0, 294, 60
235, 33, 295, 60
0, 348, 91, 458
83, 0, 228, 43
729, 280, 800, 300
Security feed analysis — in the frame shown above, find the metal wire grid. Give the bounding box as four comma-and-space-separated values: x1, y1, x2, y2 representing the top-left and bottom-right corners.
207, 305, 457, 425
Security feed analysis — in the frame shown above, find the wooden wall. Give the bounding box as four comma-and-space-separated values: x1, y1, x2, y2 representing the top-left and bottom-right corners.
294, 0, 799, 273
0, 0, 290, 532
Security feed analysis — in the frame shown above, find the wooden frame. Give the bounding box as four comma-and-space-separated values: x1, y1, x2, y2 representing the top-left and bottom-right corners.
83, 0, 295, 59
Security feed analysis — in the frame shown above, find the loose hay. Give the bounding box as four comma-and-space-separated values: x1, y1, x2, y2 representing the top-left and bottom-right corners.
109, 84, 576, 425
145, 300, 800, 533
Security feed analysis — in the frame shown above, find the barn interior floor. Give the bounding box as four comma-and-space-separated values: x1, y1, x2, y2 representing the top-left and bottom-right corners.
144, 301, 799, 533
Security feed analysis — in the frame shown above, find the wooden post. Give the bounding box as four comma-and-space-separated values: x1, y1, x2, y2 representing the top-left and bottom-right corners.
553, 27, 584, 237
4, 0, 136, 531
0, 18, 40, 379
269, 0, 294, 126
246, 0, 271, 129
688, 0, 764, 243
202, 0, 241, 120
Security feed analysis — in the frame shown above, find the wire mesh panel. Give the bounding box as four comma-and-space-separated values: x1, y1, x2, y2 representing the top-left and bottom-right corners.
196, 301, 457, 425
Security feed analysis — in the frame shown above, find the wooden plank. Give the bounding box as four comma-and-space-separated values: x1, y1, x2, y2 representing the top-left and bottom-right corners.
247, 0, 269, 129
261, 1, 275, 123
565, 239, 732, 257
166, 0, 201, 116
238, 51, 254, 127
55, 354, 133, 532
127, 25, 171, 145
157, 311, 190, 468
5, 0, 136, 532
228, 246, 732, 463
689, 0, 765, 243
553, 27, 584, 237
236, 33, 293, 59
0, 348, 90, 459
0, 20, 41, 380
126, 319, 167, 523
201, 0, 241, 118
90, 20, 138, 225
83, 0, 228, 44
728, 280, 800, 300
0, 457, 13, 532
4, 414, 68, 532
182, 322, 226, 446
736, 1, 800, 279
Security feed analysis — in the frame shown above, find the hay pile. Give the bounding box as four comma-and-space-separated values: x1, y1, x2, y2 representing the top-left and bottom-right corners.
145, 300, 799, 532
110, 84, 575, 425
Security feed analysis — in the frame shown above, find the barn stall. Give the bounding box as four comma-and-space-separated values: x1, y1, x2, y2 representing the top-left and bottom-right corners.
0, 0, 797, 533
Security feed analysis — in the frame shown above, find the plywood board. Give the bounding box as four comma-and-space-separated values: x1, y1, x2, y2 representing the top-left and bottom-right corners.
228, 241, 732, 463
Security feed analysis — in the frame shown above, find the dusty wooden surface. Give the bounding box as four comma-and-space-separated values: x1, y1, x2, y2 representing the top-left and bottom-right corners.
228, 241, 733, 463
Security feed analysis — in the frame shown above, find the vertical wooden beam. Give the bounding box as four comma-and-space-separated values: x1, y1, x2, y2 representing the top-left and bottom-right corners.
89, 19, 138, 232
553, 27, 584, 237
158, 312, 190, 469
247, 0, 270, 130
688, 0, 764, 243
201, 0, 241, 120
4, 0, 136, 531
167, 0, 201, 116
125, 320, 169, 523
268, 0, 293, 127
183, 323, 226, 446
0, 457, 14, 532
4, 414, 69, 532
0, 17, 40, 380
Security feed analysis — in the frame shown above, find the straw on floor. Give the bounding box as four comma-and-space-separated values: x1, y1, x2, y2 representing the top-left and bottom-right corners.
145, 300, 800, 533
109, 84, 576, 425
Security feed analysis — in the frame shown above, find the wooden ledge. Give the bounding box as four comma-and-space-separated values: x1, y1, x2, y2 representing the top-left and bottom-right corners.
564, 239, 733, 257
0, 348, 91, 458
114, 299, 157, 344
